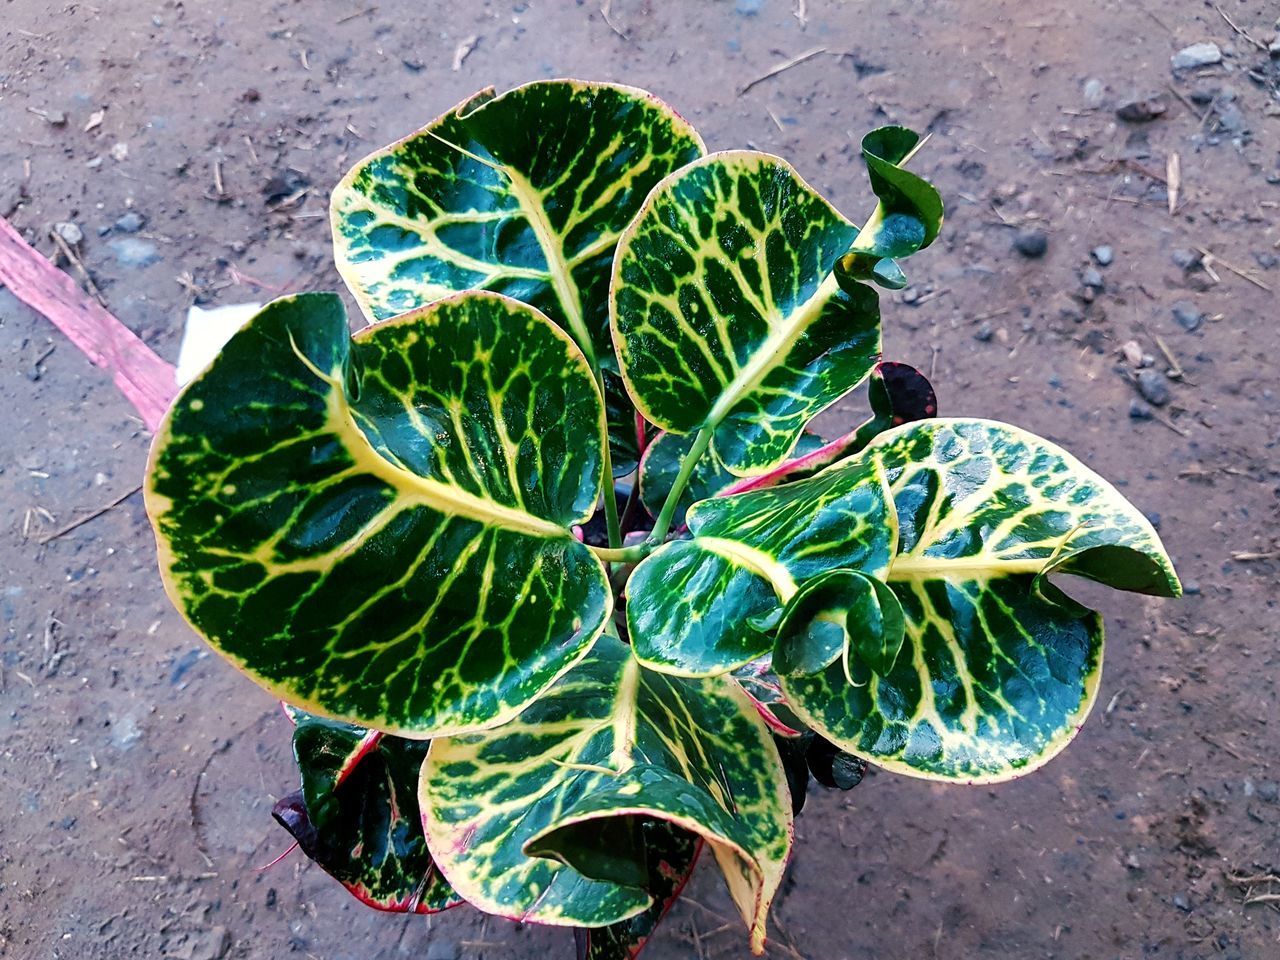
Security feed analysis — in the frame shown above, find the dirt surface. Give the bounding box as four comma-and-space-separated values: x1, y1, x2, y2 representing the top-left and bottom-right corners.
2, 1, 1278, 958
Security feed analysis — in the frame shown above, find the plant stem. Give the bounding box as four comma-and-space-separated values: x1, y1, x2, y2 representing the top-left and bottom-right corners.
593, 369, 623, 550
647, 425, 713, 544
590, 543, 650, 564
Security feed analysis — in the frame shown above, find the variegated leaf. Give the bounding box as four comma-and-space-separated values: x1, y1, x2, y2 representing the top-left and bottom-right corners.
272, 713, 460, 913
146, 291, 610, 737
637, 360, 934, 525
627, 459, 896, 677
732, 659, 806, 738
331, 80, 705, 371
782, 418, 1181, 782
420, 638, 791, 954
612, 151, 881, 474
834, 127, 945, 292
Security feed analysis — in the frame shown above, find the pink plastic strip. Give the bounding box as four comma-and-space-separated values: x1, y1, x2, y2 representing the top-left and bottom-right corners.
0, 215, 176, 430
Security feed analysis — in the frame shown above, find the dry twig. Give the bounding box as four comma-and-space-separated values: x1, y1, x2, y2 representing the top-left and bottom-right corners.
738, 46, 827, 96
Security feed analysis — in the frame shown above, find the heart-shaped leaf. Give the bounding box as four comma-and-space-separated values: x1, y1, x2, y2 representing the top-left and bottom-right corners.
782, 418, 1181, 782
627, 459, 897, 677
273, 713, 460, 913
146, 291, 611, 737
332, 80, 705, 373
420, 638, 791, 954
612, 151, 881, 475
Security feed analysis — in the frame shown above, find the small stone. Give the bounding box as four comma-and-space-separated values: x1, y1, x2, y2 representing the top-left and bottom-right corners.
1121, 340, 1144, 366
1171, 42, 1222, 71
1144, 511, 1162, 529
1270, 37, 1280, 57
1013, 229, 1048, 258
109, 237, 162, 268
1129, 398, 1154, 420
1255, 252, 1278, 269
109, 141, 129, 161
1173, 894, 1191, 912
115, 212, 145, 233
1082, 78, 1105, 107
1171, 248, 1202, 270
734, 0, 764, 14
1136, 369, 1171, 406
1183, 581, 1201, 595
974, 322, 994, 342
1256, 781, 1279, 803
1082, 267, 1105, 290
1116, 96, 1166, 122
53, 221, 83, 245
1091, 245, 1114, 266
1215, 102, 1246, 134
1171, 300, 1203, 332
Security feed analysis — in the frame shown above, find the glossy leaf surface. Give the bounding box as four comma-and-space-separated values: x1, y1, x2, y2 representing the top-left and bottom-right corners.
612, 151, 880, 473
332, 80, 704, 369
627, 459, 896, 676
774, 569, 905, 679
834, 127, 945, 292
146, 291, 610, 737
421, 638, 791, 953
783, 419, 1181, 782
273, 713, 460, 913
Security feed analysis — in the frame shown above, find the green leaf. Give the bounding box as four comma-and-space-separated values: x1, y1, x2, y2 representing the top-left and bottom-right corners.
732, 659, 806, 738
612, 151, 881, 474
627, 459, 897, 677
834, 126, 945, 292
574, 826, 702, 960
273, 713, 461, 913
332, 80, 705, 370
145, 291, 611, 737
774, 570, 905, 678
420, 638, 791, 954
782, 418, 1181, 783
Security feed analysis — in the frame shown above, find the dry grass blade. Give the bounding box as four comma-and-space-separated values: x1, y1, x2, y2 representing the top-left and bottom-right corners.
37, 484, 143, 545
1166, 152, 1180, 215
1214, 3, 1268, 51
452, 34, 479, 71
1196, 247, 1271, 292
738, 46, 827, 95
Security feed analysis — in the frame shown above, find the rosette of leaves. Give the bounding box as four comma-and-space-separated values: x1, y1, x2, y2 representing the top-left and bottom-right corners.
143, 80, 1180, 958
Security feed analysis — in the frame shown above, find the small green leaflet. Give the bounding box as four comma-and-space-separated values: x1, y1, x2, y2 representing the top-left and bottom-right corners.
627, 458, 897, 677
774, 569, 905, 679
420, 638, 792, 954
612, 151, 881, 474
781, 418, 1181, 782
331, 79, 705, 371
835, 127, 945, 292
146, 291, 610, 737
273, 713, 460, 913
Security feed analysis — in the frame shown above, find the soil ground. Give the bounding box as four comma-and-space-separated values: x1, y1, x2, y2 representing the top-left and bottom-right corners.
2, 1, 1278, 958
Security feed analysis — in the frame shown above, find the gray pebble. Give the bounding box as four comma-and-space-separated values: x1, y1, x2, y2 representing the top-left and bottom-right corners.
1136, 369, 1171, 406
1171, 300, 1203, 332
1171, 248, 1201, 270
1116, 97, 1166, 122
1216, 102, 1246, 134
53, 221, 83, 245
1171, 42, 1222, 71
1257, 781, 1279, 803
109, 237, 162, 268
1173, 893, 1191, 912
1129, 398, 1154, 420
974, 322, 994, 342
1082, 267, 1105, 290
114, 211, 145, 233
1013, 229, 1048, 258
1091, 245, 1114, 266
1082, 78, 1106, 108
